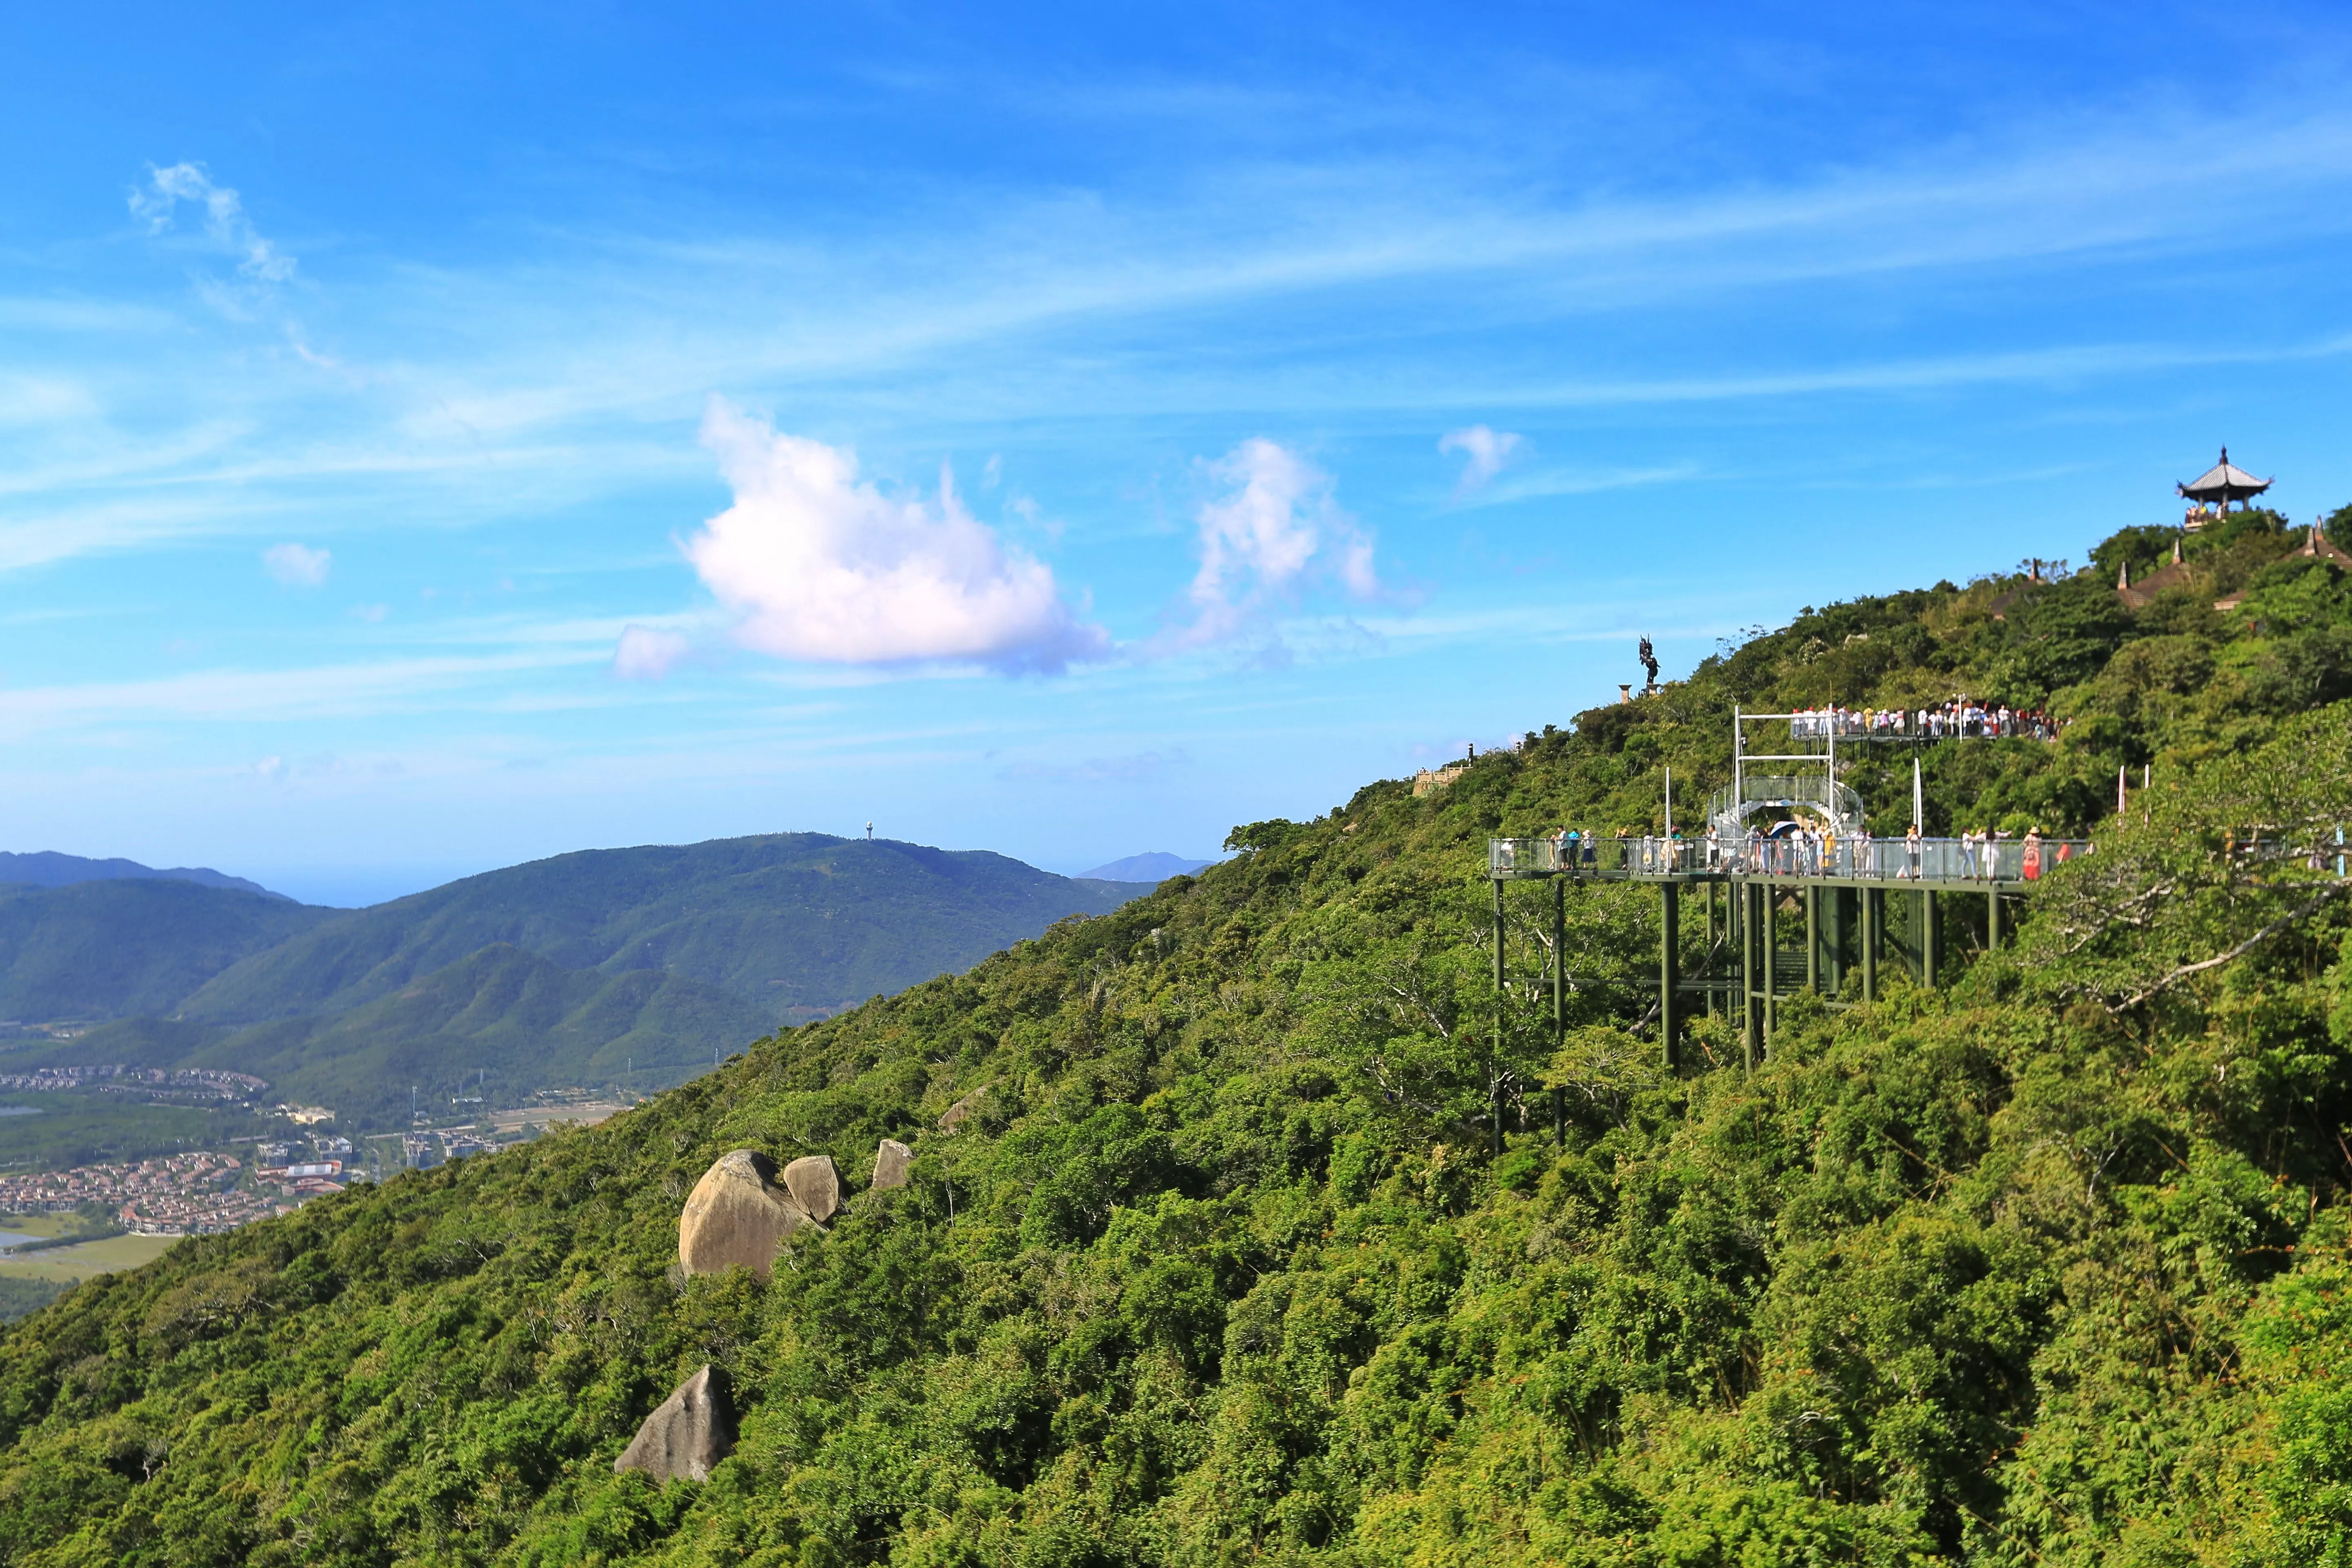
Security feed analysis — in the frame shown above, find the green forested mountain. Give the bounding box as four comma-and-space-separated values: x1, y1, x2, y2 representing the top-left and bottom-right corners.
0, 836, 1149, 1123
175, 835, 1150, 1026
0, 879, 334, 1022
2, 514, 2350, 1565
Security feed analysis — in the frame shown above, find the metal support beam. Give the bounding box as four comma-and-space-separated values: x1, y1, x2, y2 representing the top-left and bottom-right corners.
1741, 881, 1757, 1071
1704, 881, 1717, 1017
1762, 883, 1777, 1041
1922, 889, 1937, 988
1862, 886, 1879, 1001
1659, 883, 1680, 1069
1551, 876, 1566, 1040
1805, 885, 1819, 993
1987, 887, 2001, 952
1492, 878, 1505, 1154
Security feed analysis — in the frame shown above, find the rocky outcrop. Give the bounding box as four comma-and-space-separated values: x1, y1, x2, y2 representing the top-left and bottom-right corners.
780, 1154, 842, 1222
939, 1088, 988, 1131
679, 1150, 814, 1280
871, 1138, 912, 1191
615, 1364, 735, 1482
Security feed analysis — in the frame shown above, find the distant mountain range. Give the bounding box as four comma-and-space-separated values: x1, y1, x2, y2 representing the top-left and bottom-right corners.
0, 835, 1152, 1127
1076, 851, 1212, 882
0, 851, 288, 901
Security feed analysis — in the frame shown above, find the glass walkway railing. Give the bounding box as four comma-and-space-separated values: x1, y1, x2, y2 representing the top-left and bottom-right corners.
1490, 833, 2094, 884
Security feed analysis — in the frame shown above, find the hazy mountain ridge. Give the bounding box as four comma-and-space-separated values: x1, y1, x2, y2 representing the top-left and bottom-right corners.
178, 835, 1154, 1026
0, 850, 288, 901
0, 834, 1153, 1123
1077, 851, 1213, 881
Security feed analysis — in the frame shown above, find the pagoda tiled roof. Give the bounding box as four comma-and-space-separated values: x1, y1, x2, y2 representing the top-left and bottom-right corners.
2177, 447, 2271, 503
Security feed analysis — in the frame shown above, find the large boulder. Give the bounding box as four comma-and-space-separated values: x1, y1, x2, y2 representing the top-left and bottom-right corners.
679, 1150, 813, 1280
781, 1154, 842, 1222
615, 1364, 735, 1483
939, 1087, 989, 1131
871, 1138, 912, 1191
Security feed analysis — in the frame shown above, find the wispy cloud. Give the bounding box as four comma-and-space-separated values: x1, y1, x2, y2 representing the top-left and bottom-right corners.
1456, 461, 1700, 508
261, 541, 330, 587
612, 624, 693, 680
1162, 439, 1376, 652
0, 648, 609, 735
1439, 425, 1522, 493
677, 397, 1109, 674
129, 163, 296, 288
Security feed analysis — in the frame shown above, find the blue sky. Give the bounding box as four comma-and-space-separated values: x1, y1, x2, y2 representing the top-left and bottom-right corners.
4, 2, 2352, 906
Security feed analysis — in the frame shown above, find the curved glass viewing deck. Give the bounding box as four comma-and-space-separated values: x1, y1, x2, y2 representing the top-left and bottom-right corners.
1479, 706, 2099, 1081
1488, 832, 2093, 886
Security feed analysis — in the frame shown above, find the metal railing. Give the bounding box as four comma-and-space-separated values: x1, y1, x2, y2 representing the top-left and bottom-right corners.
1705, 774, 1866, 835
1491, 833, 2094, 883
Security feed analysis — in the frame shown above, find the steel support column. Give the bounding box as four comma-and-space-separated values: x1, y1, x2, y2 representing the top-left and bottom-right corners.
1551, 876, 1566, 1040
1704, 882, 1717, 1018
1922, 888, 1937, 988
1805, 885, 1820, 994
1491, 878, 1505, 1154
1741, 881, 1757, 1071
1659, 882, 1680, 1069
1862, 886, 1879, 1001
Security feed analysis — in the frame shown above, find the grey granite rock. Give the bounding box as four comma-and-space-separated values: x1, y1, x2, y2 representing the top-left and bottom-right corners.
871, 1138, 913, 1191
615, 1364, 735, 1482
678, 1149, 812, 1281
781, 1154, 842, 1222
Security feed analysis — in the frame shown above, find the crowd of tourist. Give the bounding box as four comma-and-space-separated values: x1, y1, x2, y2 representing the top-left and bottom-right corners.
1696, 822, 2074, 880
1789, 701, 2057, 742
1521, 822, 2083, 882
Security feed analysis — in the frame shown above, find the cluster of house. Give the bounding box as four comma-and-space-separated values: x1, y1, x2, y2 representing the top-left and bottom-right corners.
0, 1150, 271, 1234
0, 1064, 270, 1102
0, 1129, 377, 1236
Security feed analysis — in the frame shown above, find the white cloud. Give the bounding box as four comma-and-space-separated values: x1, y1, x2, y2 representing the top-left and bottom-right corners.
129, 163, 296, 284
1439, 425, 1523, 493
1171, 439, 1376, 648
680, 398, 1108, 673
262, 542, 330, 587
612, 624, 693, 680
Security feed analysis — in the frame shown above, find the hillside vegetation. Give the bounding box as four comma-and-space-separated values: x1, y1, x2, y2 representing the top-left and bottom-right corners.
0, 881, 332, 1022
1, 515, 2350, 1566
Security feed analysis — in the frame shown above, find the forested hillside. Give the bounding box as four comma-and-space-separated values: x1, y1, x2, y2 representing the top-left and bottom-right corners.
1, 513, 2349, 1566
0, 880, 333, 1022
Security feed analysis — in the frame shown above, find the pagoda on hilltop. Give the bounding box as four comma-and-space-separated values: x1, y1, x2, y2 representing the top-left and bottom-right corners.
2176, 447, 2271, 531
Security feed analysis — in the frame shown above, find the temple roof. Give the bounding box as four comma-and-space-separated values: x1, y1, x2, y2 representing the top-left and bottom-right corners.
2177, 447, 2271, 503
